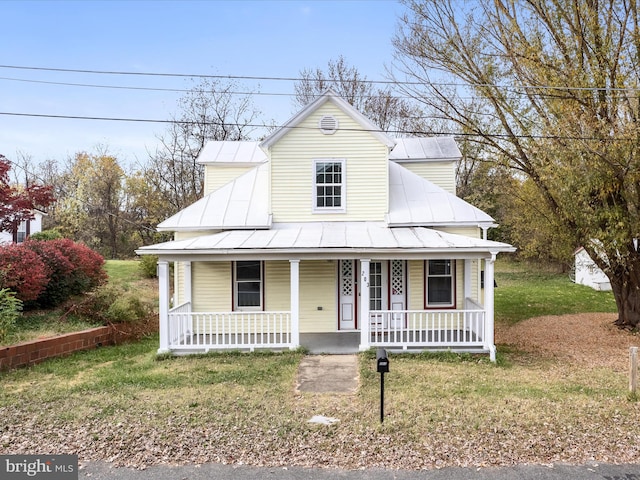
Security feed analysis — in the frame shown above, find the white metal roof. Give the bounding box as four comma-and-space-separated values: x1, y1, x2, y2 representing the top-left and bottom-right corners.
196, 141, 267, 164
157, 163, 271, 231
387, 161, 495, 227
137, 222, 514, 258
157, 161, 494, 231
390, 137, 461, 162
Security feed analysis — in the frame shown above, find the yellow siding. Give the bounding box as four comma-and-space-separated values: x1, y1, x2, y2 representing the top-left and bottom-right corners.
172, 231, 215, 306
400, 161, 456, 194
407, 260, 424, 310
174, 262, 185, 306
455, 261, 464, 307
192, 262, 232, 312
264, 261, 290, 311
299, 260, 338, 333
407, 259, 480, 309
204, 165, 255, 194
175, 231, 212, 241
186, 260, 337, 332
270, 102, 388, 222
438, 226, 482, 238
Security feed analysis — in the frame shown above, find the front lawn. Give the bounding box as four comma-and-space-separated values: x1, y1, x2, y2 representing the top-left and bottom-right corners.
494, 259, 617, 325
0, 328, 637, 469
1, 258, 636, 470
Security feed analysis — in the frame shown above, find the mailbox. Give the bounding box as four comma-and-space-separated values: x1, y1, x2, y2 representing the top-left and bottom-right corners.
376, 348, 389, 373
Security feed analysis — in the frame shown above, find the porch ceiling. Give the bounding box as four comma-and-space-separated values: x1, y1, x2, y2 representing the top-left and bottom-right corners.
136, 222, 515, 259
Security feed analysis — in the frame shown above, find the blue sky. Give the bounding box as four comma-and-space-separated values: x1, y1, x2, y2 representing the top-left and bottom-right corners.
0, 0, 404, 169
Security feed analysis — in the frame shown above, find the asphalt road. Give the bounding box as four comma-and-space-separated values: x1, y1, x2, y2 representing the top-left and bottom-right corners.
80, 461, 640, 480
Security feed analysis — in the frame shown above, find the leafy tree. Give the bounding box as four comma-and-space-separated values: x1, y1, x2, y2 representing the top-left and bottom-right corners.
294, 55, 425, 134
53, 152, 127, 258
124, 172, 172, 247
0, 154, 54, 241
393, 0, 640, 328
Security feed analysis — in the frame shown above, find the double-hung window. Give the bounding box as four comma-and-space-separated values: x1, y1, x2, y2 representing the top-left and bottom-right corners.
426, 259, 455, 307
314, 159, 345, 212
234, 261, 263, 310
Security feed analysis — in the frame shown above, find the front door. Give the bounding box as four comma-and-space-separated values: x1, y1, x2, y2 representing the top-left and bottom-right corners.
339, 260, 406, 330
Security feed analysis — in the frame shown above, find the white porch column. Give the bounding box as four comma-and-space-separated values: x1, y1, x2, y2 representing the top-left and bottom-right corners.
464, 259, 472, 304
184, 261, 192, 305
359, 259, 371, 351
158, 260, 171, 354
289, 259, 300, 350
484, 253, 497, 362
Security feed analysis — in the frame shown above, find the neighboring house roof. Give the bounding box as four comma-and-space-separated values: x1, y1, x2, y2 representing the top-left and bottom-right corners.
260, 88, 396, 150
390, 137, 462, 162
197, 141, 267, 165
157, 163, 271, 231
139, 221, 514, 257
387, 161, 495, 228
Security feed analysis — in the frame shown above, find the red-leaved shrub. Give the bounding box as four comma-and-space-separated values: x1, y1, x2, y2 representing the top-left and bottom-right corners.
0, 243, 49, 302
46, 239, 107, 296
24, 239, 75, 307
0, 238, 107, 307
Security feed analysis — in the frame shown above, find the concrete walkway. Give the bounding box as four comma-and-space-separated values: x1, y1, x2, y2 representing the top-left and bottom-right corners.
296, 354, 359, 394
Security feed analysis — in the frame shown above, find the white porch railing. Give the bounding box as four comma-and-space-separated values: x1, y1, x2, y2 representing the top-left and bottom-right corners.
168, 303, 292, 352
369, 308, 486, 350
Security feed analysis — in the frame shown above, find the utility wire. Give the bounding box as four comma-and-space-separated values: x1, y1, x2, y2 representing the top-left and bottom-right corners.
0, 110, 630, 142
1, 63, 639, 93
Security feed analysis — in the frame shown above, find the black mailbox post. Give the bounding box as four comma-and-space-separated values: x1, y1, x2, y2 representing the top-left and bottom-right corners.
376, 348, 389, 422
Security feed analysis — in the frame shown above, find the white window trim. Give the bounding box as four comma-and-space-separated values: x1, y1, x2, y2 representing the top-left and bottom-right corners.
233, 261, 263, 311
312, 158, 346, 213
426, 259, 455, 308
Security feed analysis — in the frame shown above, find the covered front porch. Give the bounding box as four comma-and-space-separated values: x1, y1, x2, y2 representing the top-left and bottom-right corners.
157, 254, 499, 360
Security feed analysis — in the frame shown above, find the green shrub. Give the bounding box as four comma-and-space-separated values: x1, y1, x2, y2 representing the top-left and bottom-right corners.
138, 255, 158, 279
76, 285, 152, 324
29, 229, 64, 241
0, 288, 22, 343
107, 294, 150, 323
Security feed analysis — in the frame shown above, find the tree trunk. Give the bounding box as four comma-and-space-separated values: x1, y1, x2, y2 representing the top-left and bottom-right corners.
609, 264, 640, 329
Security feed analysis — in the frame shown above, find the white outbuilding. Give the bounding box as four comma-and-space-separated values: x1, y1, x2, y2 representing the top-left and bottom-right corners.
573, 247, 612, 291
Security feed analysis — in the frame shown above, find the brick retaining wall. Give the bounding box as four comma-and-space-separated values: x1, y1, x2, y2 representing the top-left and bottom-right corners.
0, 323, 148, 371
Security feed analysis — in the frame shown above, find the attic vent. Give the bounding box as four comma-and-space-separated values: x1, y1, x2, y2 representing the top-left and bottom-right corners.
318, 115, 338, 134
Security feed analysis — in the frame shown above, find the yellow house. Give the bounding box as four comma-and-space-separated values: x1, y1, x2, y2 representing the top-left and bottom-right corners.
137, 90, 514, 361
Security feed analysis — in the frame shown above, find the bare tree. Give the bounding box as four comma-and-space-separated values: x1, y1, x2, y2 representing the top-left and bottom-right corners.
294, 56, 425, 135
144, 78, 261, 214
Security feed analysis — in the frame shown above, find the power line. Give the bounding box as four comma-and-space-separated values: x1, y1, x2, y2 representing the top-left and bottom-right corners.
2, 63, 639, 93
0, 110, 629, 142
0, 75, 294, 96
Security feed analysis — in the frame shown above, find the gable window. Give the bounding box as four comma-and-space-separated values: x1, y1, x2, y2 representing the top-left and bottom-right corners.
426, 259, 455, 307
234, 261, 263, 310
313, 159, 345, 212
